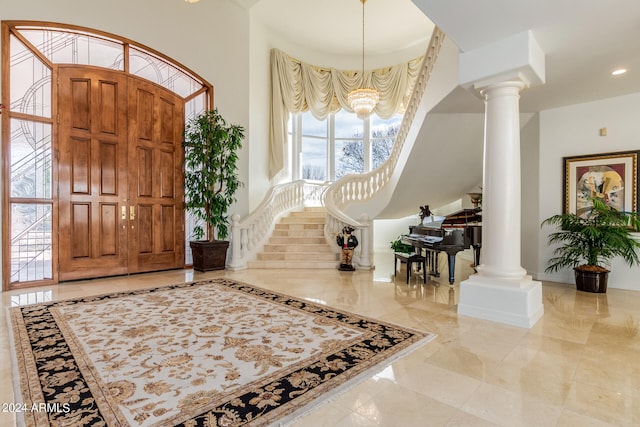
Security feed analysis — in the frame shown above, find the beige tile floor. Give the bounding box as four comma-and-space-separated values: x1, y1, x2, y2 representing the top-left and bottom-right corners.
1, 251, 639, 426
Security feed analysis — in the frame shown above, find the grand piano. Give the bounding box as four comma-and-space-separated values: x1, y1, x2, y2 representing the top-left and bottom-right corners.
401, 208, 481, 284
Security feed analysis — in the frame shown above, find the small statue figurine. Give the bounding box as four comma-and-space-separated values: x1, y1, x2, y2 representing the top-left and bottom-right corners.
419, 205, 432, 223
336, 226, 358, 271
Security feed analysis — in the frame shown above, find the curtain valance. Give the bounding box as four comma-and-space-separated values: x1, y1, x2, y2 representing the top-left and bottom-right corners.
269, 48, 423, 178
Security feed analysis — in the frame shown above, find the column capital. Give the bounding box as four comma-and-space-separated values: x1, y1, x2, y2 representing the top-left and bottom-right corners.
460, 31, 545, 94
479, 80, 527, 99
476, 79, 529, 94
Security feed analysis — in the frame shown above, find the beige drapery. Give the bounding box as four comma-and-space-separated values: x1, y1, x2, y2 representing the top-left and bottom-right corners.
269, 48, 423, 178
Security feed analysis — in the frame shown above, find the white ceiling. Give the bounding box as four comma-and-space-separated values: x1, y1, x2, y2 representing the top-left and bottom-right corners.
250, 0, 433, 57
239, 0, 640, 113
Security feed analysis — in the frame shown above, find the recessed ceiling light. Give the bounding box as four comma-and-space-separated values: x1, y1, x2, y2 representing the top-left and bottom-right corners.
611, 68, 627, 76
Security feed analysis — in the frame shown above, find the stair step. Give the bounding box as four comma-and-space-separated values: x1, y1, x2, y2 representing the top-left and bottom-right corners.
301, 206, 326, 212
272, 229, 324, 237
279, 216, 325, 224
249, 206, 332, 270
257, 252, 338, 261
248, 260, 338, 269
274, 223, 323, 231
263, 244, 334, 253
288, 210, 326, 218
268, 236, 326, 245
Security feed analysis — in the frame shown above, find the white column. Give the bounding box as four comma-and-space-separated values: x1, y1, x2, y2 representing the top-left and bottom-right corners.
453, 31, 545, 329
458, 79, 543, 329
476, 82, 527, 279
357, 213, 373, 269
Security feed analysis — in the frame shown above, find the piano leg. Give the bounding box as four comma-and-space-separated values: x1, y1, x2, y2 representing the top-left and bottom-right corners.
473, 245, 481, 272
446, 252, 456, 285
427, 249, 440, 277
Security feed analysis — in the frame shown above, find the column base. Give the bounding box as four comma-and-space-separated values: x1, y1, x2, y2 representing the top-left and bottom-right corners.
355, 255, 374, 270
458, 274, 543, 328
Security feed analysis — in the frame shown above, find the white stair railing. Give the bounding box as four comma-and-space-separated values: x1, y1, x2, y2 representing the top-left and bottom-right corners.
228, 180, 329, 270
323, 27, 445, 267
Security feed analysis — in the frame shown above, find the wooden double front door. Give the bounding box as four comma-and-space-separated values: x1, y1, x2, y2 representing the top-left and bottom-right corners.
57, 66, 185, 281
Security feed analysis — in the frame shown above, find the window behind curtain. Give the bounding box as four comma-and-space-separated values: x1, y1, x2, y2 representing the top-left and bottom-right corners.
296, 110, 402, 181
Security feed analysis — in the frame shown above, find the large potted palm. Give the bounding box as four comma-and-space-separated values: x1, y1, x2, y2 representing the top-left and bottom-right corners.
542, 197, 640, 292
184, 108, 244, 271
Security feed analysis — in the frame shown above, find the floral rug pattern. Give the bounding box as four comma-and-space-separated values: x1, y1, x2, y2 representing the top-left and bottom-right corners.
10, 278, 433, 426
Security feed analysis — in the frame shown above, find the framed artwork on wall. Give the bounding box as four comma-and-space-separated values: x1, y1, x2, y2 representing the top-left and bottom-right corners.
563, 150, 639, 217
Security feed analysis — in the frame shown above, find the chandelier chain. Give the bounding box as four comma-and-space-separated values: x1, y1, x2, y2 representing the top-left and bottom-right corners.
348, 0, 379, 119
361, 0, 365, 85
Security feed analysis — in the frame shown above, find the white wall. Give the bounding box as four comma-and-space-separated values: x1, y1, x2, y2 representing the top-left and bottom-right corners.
373, 215, 420, 252
532, 92, 640, 290
247, 15, 273, 210
520, 113, 540, 276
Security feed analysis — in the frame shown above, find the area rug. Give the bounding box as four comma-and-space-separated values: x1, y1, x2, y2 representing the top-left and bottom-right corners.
9, 278, 434, 426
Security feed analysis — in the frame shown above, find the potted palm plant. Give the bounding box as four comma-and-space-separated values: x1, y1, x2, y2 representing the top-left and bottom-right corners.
542, 197, 640, 292
184, 108, 244, 271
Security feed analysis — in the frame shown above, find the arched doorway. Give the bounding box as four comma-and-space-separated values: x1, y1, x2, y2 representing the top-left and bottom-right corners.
2, 21, 212, 289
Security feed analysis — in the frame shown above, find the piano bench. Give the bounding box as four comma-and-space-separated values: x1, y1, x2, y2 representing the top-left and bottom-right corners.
394, 253, 426, 284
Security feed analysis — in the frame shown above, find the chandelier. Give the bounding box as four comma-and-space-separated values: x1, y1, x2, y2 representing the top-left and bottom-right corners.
348, 0, 379, 120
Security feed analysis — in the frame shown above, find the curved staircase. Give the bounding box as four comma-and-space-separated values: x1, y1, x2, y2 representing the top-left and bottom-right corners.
230, 28, 461, 271
247, 207, 339, 269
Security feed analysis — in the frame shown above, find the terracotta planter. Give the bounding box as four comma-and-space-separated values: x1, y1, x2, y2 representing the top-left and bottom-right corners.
190, 240, 229, 272
574, 268, 609, 293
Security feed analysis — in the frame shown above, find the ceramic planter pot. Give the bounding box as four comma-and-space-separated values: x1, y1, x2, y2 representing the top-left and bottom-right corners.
574, 268, 609, 293
190, 240, 230, 272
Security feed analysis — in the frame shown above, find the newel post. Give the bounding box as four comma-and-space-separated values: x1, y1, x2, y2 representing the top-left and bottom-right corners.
357, 213, 373, 270
227, 213, 245, 270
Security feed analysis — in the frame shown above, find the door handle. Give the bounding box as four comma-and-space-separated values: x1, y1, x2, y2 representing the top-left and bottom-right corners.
130, 206, 135, 220
121, 206, 127, 220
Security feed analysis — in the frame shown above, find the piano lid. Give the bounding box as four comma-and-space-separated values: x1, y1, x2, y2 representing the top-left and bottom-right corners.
443, 208, 482, 225
421, 215, 446, 229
